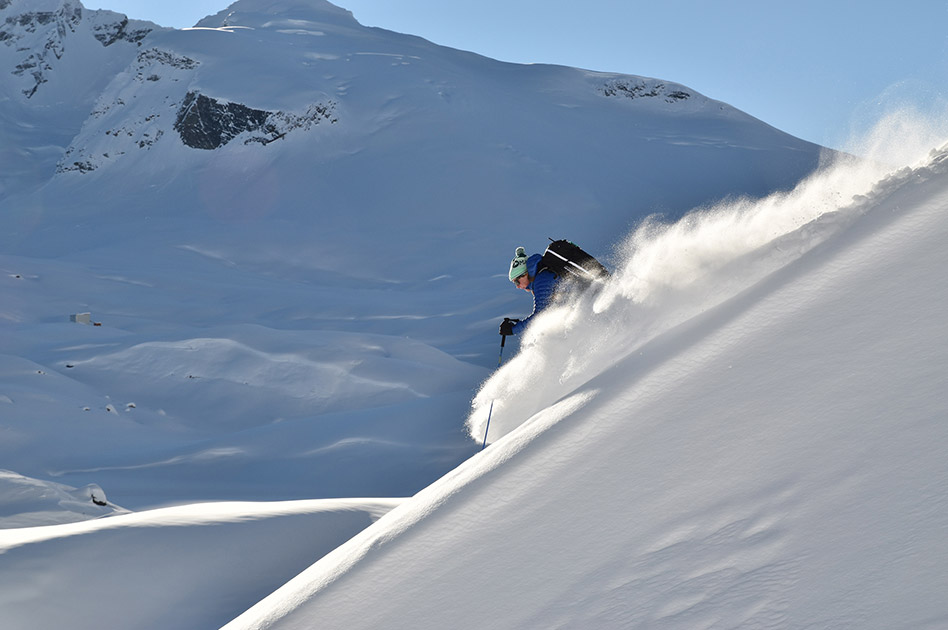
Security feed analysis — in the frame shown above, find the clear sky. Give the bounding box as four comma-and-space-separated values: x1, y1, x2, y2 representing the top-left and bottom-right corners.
90, 0, 948, 151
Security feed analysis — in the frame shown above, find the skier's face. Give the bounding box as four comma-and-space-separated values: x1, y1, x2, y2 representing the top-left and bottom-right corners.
513, 274, 531, 290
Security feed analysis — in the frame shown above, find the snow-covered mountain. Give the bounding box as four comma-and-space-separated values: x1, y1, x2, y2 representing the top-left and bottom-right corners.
4, 0, 946, 628
0, 0, 161, 196
0, 0, 828, 511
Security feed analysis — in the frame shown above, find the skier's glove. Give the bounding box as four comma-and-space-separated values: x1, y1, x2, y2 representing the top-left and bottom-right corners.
499, 318, 519, 336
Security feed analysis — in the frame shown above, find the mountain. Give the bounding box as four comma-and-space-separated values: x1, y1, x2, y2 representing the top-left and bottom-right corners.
7, 1, 943, 628
0, 0, 161, 196
2, 0, 826, 261
0, 0, 830, 512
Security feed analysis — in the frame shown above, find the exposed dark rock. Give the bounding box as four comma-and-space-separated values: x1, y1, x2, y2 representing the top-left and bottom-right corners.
1, 5, 81, 39
63, 159, 96, 173
13, 54, 50, 97
174, 92, 336, 150
600, 79, 691, 104
174, 92, 271, 150
2, 3, 152, 98
92, 17, 151, 47
134, 47, 199, 74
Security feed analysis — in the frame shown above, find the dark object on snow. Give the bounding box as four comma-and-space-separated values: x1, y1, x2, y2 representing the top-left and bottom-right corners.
539, 239, 609, 283
501, 239, 608, 337
174, 92, 337, 150
482, 332, 509, 450
175, 92, 270, 150
499, 317, 519, 336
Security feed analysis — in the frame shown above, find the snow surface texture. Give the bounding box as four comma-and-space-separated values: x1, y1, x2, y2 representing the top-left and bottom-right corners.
0, 469, 125, 528
0, 494, 400, 630
0, 0, 828, 511
228, 136, 948, 630
3, 0, 948, 628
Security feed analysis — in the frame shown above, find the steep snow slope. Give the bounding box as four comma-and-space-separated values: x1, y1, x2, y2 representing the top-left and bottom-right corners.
224, 146, 948, 629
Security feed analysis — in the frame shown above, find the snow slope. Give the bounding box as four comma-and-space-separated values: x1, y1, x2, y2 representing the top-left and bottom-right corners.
0, 469, 125, 528
0, 494, 400, 630
4, 0, 948, 628
1, 0, 829, 512
223, 142, 948, 628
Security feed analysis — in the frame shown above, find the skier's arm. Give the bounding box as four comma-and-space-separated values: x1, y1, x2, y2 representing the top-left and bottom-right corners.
510, 270, 557, 334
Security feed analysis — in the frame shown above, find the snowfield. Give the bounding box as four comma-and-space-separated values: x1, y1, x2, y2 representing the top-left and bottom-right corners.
224, 143, 948, 630
2, 0, 948, 628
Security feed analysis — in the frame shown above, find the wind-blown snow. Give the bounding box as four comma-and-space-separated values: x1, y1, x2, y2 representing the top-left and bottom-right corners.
469, 110, 948, 447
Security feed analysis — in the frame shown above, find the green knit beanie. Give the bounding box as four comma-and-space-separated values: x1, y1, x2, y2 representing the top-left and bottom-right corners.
508, 246, 528, 281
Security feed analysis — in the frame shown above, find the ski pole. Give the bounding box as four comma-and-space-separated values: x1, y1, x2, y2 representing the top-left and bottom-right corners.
481, 334, 507, 450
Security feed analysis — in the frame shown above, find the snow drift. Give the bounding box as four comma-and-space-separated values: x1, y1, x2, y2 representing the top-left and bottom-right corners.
0, 491, 401, 630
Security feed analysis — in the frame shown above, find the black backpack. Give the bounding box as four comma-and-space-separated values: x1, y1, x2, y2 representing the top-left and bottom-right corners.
539, 239, 609, 283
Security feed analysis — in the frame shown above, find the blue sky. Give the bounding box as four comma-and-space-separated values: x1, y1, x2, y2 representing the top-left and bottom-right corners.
91, 0, 948, 152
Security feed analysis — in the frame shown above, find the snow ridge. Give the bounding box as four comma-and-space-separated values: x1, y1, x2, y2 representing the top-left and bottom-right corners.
195, 0, 358, 29
0, 0, 154, 98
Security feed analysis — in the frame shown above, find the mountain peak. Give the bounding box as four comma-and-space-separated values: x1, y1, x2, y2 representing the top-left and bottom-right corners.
0, 0, 76, 13
194, 0, 358, 29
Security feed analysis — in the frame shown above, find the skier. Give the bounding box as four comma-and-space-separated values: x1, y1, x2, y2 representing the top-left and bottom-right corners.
500, 246, 555, 336
500, 241, 610, 337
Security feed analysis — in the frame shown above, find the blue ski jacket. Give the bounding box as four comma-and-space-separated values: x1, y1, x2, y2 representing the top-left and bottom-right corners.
509, 253, 559, 335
